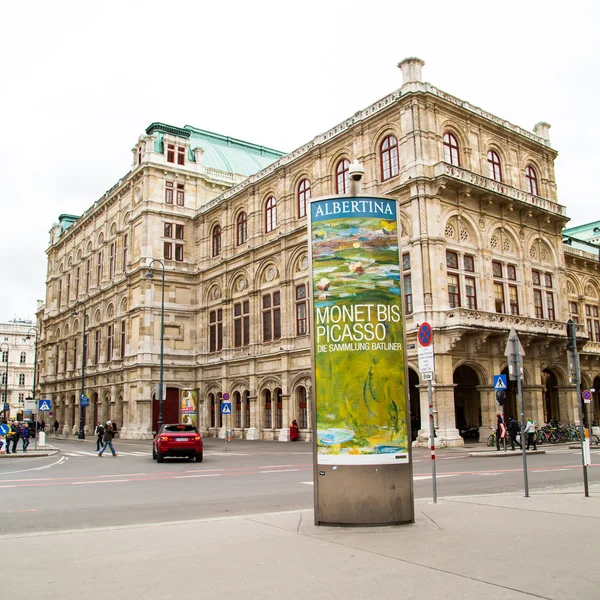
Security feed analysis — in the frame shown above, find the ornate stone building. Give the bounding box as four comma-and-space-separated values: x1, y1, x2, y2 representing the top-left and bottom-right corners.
38, 58, 600, 444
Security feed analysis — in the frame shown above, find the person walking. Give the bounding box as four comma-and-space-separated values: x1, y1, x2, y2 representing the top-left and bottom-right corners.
98, 421, 117, 457
508, 416, 522, 450
290, 419, 299, 441
9, 421, 20, 454
495, 414, 507, 451
524, 417, 537, 451
40, 420, 46, 432
53, 420, 59, 435
94, 422, 104, 452
21, 423, 30, 452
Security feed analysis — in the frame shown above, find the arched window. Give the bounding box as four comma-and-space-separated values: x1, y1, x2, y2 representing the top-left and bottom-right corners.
525, 166, 539, 195
336, 159, 350, 194
265, 196, 277, 233
380, 135, 399, 181
19, 373, 25, 386
209, 393, 216, 428
297, 386, 307, 429
20, 352, 26, 364
443, 133, 460, 166
234, 391, 242, 428
236, 212, 247, 246
264, 390, 272, 428
212, 224, 221, 257
297, 179, 310, 218
275, 388, 283, 429
487, 150, 502, 182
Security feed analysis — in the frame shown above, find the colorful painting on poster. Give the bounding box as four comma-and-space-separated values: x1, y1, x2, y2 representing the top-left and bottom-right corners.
310, 196, 408, 465
180, 389, 198, 427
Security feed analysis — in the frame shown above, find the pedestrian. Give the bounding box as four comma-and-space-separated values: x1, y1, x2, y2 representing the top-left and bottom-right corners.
53, 420, 59, 435
98, 421, 117, 457
40, 420, 46, 432
112, 421, 118, 438
290, 419, 299, 441
495, 414, 507, 451
21, 423, 30, 452
508, 416, 522, 450
524, 417, 537, 451
94, 422, 104, 452
10, 421, 20, 453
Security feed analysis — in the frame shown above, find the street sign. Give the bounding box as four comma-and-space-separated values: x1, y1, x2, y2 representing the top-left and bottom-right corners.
38, 399, 51, 412
223, 392, 230, 401
582, 390, 592, 404
2, 403, 8, 413
221, 401, 232, 415
0, 424, 9, 435
493, 375, 507, 390
49, 411, 54, 417
421, 372, 433, 381
80, 394, 90, 408
504, 328, 525, 357
418, 322, 433, 347
418, 346, 434, 374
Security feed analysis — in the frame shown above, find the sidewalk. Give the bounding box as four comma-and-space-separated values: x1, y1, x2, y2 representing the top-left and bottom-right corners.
0, 442, 58, 458
4, 484, 599, 599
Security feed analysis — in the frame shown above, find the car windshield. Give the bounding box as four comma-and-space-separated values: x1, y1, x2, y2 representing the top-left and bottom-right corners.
163, 425, 196, 433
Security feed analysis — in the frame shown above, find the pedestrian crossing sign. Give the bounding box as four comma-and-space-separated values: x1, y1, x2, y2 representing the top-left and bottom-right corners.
38, 399, 51, 412
221, 401, 232, 415
493, 375, 507, 390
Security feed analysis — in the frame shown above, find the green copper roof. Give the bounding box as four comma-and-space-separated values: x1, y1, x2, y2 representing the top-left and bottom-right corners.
145, 123, 286, 177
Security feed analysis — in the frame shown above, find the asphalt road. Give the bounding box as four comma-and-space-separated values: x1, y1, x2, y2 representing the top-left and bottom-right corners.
1, 437, 598, 536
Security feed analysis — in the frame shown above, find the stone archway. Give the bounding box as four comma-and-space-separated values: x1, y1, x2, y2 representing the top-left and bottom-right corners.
542, 369, 560, 423
453, 365, 481, 435
408, 368, 420, 441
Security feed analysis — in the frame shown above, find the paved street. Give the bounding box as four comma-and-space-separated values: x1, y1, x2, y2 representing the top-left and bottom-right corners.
1, 437, 599, 536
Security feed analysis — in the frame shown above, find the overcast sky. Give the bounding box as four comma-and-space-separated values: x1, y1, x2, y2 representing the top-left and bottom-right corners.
1, 0, 598, 322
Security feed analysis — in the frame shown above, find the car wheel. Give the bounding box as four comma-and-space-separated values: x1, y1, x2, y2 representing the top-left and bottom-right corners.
152, 447, 157, 460
157, 453, 164, 463
195, 451, 203, 463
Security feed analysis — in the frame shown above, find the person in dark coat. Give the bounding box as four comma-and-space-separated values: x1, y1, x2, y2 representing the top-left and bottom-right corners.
290, 419, 299, 441
94, 422, 104, 452
495, 414, 506, 451
53, 420, 59, 434
98, 421, 117, 457
21, 423, 31, 452
508, 416, 522, 450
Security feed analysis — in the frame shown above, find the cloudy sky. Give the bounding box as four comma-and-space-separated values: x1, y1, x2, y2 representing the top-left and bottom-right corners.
1, 0, 598, 321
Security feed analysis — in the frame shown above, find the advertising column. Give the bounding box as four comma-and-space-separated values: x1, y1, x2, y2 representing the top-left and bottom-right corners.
309, 195, 414, 525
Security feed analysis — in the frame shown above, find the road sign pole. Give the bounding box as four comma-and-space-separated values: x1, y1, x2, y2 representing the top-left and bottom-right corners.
428, 379, 437, 504
513, 337, 529, 497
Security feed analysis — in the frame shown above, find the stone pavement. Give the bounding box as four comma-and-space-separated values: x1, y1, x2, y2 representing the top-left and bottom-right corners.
0, 442, 58, 458
3, 484, 598, 599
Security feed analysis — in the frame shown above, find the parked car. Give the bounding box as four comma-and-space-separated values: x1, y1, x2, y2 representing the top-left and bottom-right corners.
152, 424, 203, 463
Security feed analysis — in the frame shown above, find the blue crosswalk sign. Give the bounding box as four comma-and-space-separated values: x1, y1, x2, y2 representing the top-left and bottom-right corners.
38, 400, 51, 412
493, 375, 507, 390
221, 401, 232, 415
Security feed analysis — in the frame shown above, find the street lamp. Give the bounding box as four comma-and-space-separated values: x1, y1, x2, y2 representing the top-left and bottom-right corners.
71, 301, 88, 439
145, 259, 165, 429
0, 342, 9, 420
25, 327, 39, 447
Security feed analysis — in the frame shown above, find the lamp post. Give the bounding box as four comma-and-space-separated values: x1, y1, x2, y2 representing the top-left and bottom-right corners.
25, 327, 39, 447
145, 259, 165, 429
1, 342, 9, 420
71, 301, 87, 440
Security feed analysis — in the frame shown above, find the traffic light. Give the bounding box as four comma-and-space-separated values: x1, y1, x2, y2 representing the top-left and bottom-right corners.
567, 319, 577, 352
496, 390, 506, 406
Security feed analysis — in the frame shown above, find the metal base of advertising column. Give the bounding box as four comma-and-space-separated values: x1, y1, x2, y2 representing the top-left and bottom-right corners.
309, 194, 414, 526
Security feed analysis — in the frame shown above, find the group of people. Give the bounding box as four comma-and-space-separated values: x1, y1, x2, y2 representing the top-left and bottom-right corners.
0, 420, 32, 453
496, 414, 537, 451
95, 421, 118, 456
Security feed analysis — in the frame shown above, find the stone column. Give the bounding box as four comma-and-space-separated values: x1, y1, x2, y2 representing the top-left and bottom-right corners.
434, 382, 463, 447
478, 384, 497, 438
245, 394, 260, 440
278, 393, 291, 442
522, 384, 544, 426
558, 386, 579, 424
415, 382, 432, 446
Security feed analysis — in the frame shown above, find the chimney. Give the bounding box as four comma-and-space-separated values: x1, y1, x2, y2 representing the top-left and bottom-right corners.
533, 122, 551, 143
397, 57, 425, 86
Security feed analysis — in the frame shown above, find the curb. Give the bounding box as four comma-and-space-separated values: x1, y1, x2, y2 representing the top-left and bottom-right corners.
468, 450, 545, 457
0, 445, 59, 459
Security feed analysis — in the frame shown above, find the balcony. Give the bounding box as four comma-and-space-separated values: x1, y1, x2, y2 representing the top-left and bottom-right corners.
434, 162, 567, 217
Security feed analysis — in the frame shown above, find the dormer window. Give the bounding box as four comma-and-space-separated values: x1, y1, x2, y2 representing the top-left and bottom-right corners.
166, 143, 186, 166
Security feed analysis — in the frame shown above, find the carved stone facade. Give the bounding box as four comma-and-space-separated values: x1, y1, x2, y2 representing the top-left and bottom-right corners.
38, 58, 600, 444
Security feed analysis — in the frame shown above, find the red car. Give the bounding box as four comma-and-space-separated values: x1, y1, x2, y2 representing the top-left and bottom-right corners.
153, 424, 203, 463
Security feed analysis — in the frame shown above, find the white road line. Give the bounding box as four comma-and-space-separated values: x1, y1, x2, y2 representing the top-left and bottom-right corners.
300, 481, 314, 485
258, 464, 297, 468
174, 474, 221, 479
184, 468, 226, 473
98, 473, 147, 478
413, 474, 458, 481
0, 485, 17, 489
72, 480, 130, 485
531, 468, 570, 473
63, 453, 82, 457
0, 456, 66, 477
259, 469, 300, 474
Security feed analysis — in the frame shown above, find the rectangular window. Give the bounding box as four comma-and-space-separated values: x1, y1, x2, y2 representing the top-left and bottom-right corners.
177, 146, 185, 165
94, 329, 101, 364
585, 305, 591, 317
176, 183, 185, 206
404, 274, 413, 314
593, 306, 599, 318
446, 251, 459, 270
83, 333, 88, 366
175, 225, 184, 240
544, 273, 553, 288
494, 282, 505, 313
164, 243, 172, 260
234, 301, 250, 347
209, 309, 223, 352
532, 269, 541, 287
86, 259, 91, 292
165, 182, 174, 204
58, 279, 62, 307
175, 244, 184, 262
107, 324, 113, 361
507, 265, 517, 281
587, 319, 593, 340
66, 274, 71, 303
508, 285, 519, 315
97, 251, 103, 284
73, 338, 78, 369
262, 292, 281, 342
570, 302, 579, 315
546, 292, 555, 320
402, 253, 411, 271
533, 289, 543, 319
465, 277, 477, 309
109, 243, 115, 278
164, 223, 173, 238
492, 261, 503, 279
296, 285, 307, 335
464, 255, 474, 272
448, 274, 460, 308
594, 320, 600, 343
167, 144, 175, 163
75, 267, 80, 298
120, 321, 126, 358
122, 234, 128, 270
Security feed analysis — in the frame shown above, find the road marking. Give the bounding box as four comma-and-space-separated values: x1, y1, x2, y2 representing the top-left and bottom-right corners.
0, 456, 66, 476
258, 464, 297, 468
300, 481, 314, 485
531, 468, 570, 473
174, 474, 221, 479
184, 468, 226, 473
413, 474, 458, 481
98, 473, 147, 478
0, 485, 17, 489
259, 469, 300, 474
72, 480, 130, 485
